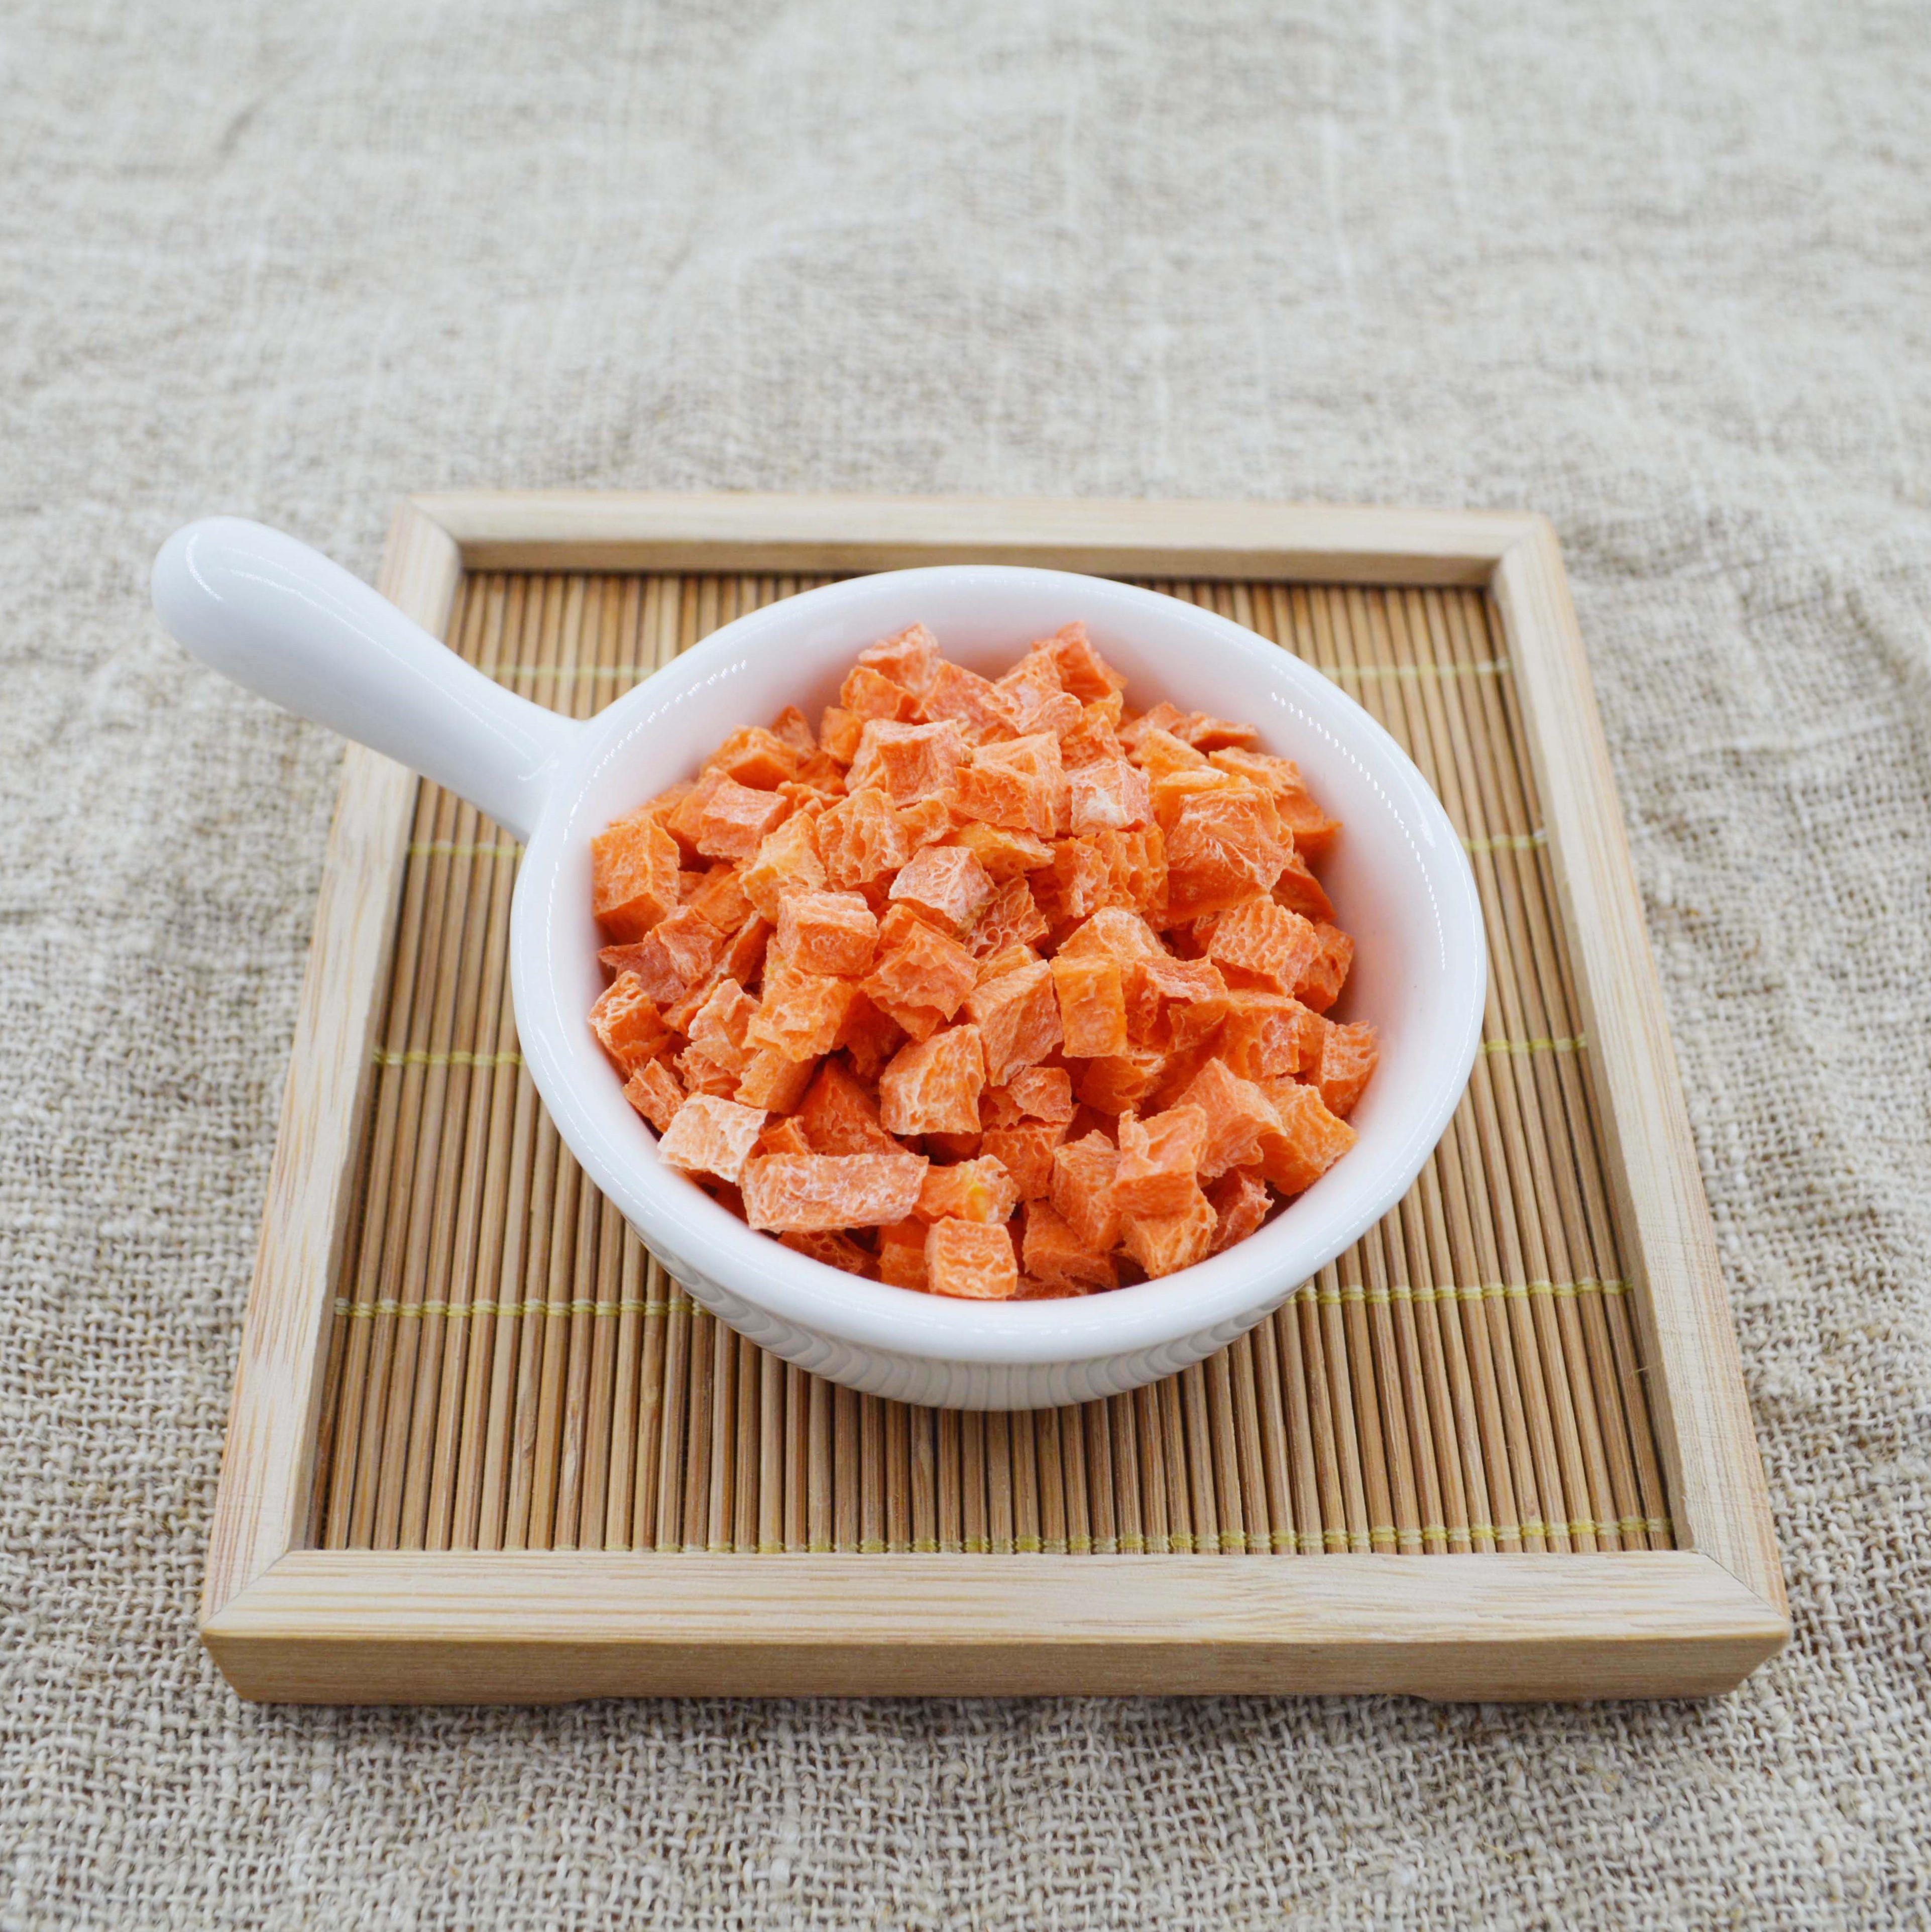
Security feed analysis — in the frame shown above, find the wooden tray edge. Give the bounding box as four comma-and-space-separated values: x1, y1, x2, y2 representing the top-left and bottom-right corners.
410, 489, 1541, 583
201, 502, 463, 1623
203, 1550, 1785, 1704
1491, 527, 1786, 1619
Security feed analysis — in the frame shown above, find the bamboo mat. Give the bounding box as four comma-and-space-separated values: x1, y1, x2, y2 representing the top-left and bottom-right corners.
309, 572, 1673, 1559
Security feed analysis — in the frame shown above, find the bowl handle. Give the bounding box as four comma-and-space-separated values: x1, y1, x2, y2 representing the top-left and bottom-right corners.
153, 516, 583, 843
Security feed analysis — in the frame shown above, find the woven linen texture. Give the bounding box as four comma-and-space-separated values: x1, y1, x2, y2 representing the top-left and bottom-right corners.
2, 1, 1927, 1925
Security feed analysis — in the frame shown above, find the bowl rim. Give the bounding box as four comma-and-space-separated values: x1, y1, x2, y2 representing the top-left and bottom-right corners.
510, 565, 1487, 1367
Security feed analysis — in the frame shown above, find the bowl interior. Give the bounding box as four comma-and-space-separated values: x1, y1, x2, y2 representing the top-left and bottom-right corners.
513, 567, 1484, 1364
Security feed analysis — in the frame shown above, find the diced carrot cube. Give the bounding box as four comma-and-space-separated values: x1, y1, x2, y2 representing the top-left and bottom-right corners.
687, 977, 759, 1075
779, 1229, 877, 1276
837, 993, 906, 1083
792, 750, 850, 794
916, 1155, 1018, 1225
1206, 898, 1319, 993
657, 1094, 769, 1185
757, 1115, 813, 1156
1216, 990, 1323, 1081
1056, 906, 1165, 965
658, 960, 721, 1038
877, 1216, 931, 1291
736, 1047, 816, 1113
1021, 1199, 1119, 1295
1209, 1166, 1272, 1251
1208, 748, 1341, 861
1116, 700, 1186, 752
675, 1043, 742, 1097
622, 1057, 686, 1134
1115, 1105, 1210, 1216
1050, 1131, 1122, 1252
1123, 954, 1228, 1051
980, 1120, 1069, 1201
992, 647, 1082, 737
1010, 689, 1084, 743
879, 901, 941, 952
889, 844, 993, 933
1274, 777, 1341, 864
857, 623, 942, 700
1044, 833, 1165, 929
1074, 1046, 1168, 1116
975, 942, 1042, 984
741, 812, 827, 923
954, 733, 1065, 840
1174, 1058, 1280, 1178
970, 877, 1050, 958
1001, 1064, 1075, 1123
635, 780, 695, 829
923, 660, 1015, 745
1165, 785, 1290, 921
665, 772, 724, 858
690, 777, 790, 864
963, 959, 1062, 1087
894, 795, 953, 855
862, 918, 978, 1037
1118, 1188, 1217, 1278
706, 725, 798, 791
846, 718, 968, 803
1315, 1020, 1378, 1118
797, 1057, 901, 1156
746, 970, 861, 1061
1273, 849, 1335, 923
1040, 836, 1112, 928
1130, 726, 1209, 782
605, 902, 724, 1005
589, 971, 671, 1075
861, 994, 949, 1048
1043, 622, 1125, 703
1066, 758, 1152, 835
591, 813, 682, 942
776, 890, 879, 978
818, 705, 865, 765
926, 1218, 1019, 1300
741, 1152, 930, 1231
1102, 826, 1168, 920
817, 786, 911, 891
681, 864, 754, 938
769, 705, 818, 756
1059, 702, 1126, 770
1204, 746, 1290, 787
878, 1025, 986, 1136
1257, 1082, 1357, 1195
723, 913, 773, 987
1295, 921, 1355, 1013
1050, 953, 1128, 1058
1176, 712, 1260, 753
1149, 766, 1237, 833
840, 662, 919, 723
950, 820, 1055, 880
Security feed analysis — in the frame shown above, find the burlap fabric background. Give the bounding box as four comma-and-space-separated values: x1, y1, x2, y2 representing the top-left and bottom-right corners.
4, 2, 1928, 1924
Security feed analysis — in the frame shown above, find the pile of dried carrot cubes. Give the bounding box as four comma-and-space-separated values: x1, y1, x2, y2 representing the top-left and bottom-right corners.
588, 621, 1375, 1301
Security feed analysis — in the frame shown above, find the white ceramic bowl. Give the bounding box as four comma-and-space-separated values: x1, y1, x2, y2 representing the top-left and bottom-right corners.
154, 518, 1486, 1409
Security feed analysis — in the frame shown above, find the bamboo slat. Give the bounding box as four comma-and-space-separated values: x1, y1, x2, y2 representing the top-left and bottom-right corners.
315, 572, 1673, 1558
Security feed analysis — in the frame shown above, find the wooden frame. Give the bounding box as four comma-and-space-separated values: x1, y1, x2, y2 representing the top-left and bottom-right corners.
200, 492, 1786, 1703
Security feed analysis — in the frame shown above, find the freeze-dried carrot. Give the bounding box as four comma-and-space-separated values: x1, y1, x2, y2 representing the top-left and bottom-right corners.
589, 617, 1371, 1290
